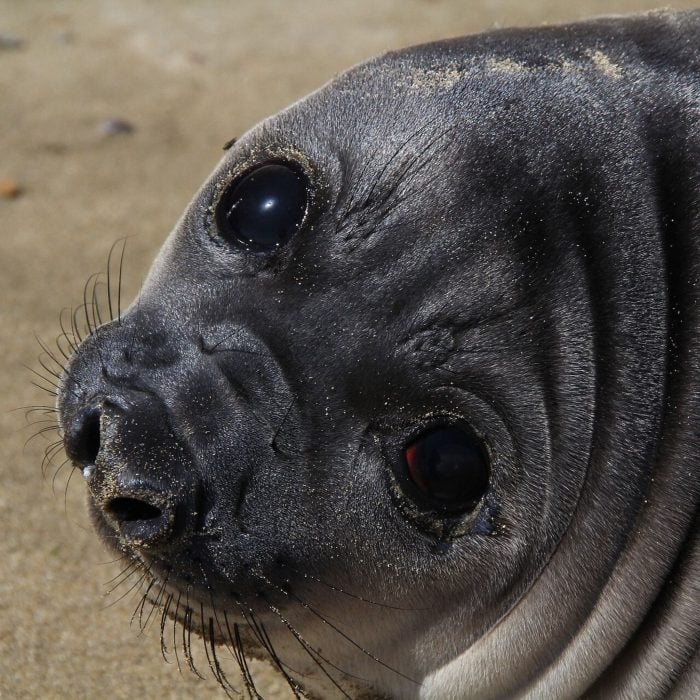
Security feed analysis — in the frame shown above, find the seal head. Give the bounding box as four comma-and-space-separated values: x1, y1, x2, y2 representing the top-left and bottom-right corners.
57, 10, 700, 698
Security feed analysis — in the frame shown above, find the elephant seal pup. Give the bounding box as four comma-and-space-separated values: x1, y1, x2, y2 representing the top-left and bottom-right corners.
55, 9, 699, 699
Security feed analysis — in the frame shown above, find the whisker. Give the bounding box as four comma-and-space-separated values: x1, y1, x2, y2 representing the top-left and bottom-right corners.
199, 605, 218, 682
201, 606, 246, 698
104, 559, 141, 593
116, 236, 127, 325
15, 404, 59, 417
196, 569, 249, 697
160, 592, 174, 663
41, 440, 65, 479
264, 602, 353, 699
91, 274, 103, 334
207, 617, 237, 697
50, 456, 71, 496
92, 278, 105, 329
23, 424, 60, 449
35, 357, 62, 382
82, 273, 99, 337
35, 334, 68, 378
87, 274, 99, 333
208, 607, 245, 697
30, 380, 58, 398
55, 333, 75, 361
183, 589, 206, 679
283, 585, 418, 686
24, 364, 62, 393
260, 571, 418, 687
101, 553, 133, 581
169, 593, 183, 675
97, 552, 131, 566
276, 562, 424, 611
71, 304, 85, 345
378, 123, 458, 214
222, 608, 259, 698
132, 577, 156, 630
103, 569, 147, 608
104, 563, 144, 610
339, 112, 443, 223
247, 577, 355, 695
361, 114, 445, 214
23, 418, 59, 429
58, 307, 79, 354
24, 416, 59, 428
106, 239, 121, 323
141, 575, 170, 633
233, 622, 263, 699
230, 600, 306, 682
63, 462, 78, 513
255, 620, 305, 699
53, 328, 74, 362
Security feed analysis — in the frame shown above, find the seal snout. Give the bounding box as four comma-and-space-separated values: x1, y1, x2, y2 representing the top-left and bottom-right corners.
62, 387, 202, 550
64, 403, 101, 471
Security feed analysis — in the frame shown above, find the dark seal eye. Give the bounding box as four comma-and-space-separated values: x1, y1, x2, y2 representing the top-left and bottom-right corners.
403, 424, 489, 513
215, 163, 309, 252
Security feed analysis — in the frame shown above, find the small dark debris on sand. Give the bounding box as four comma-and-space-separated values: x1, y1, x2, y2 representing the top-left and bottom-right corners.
97, 118, 135, 136
0, 32, 25, 50
0, 178, 22, 199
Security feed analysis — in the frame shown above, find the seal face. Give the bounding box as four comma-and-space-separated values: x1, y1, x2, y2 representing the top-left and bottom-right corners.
53, 10, 700, 699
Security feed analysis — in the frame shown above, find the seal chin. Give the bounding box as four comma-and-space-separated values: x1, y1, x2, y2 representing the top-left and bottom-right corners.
119, 549, 273, 679
93, 502, 273, 663
88, 491, 270, 616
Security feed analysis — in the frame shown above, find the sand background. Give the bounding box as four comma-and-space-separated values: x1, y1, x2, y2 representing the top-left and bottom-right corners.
2, 1, 696, 698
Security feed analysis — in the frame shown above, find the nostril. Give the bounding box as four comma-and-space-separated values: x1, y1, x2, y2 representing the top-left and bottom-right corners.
66, 406, 101, 466
106, 497, 163, 523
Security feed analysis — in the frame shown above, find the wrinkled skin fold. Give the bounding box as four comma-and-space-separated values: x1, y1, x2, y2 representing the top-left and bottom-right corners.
55, 9, 699, 699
